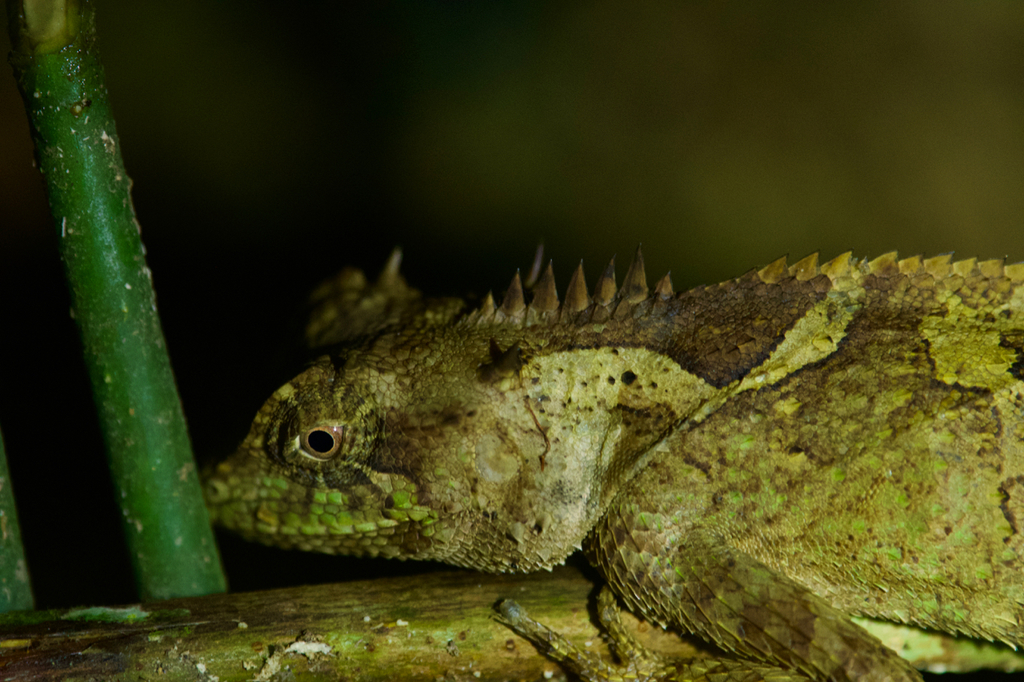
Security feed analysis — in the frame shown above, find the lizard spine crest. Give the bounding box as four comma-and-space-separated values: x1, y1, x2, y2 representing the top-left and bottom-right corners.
465, 247, 1024, 330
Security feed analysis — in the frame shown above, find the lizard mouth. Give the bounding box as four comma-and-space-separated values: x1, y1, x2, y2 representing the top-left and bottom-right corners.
201, 458, 255, 530
202, 466, 232, 508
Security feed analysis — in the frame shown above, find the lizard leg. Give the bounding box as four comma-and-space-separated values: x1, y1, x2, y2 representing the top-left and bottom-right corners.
498, 589, 813, 682
589, 515, 923, 682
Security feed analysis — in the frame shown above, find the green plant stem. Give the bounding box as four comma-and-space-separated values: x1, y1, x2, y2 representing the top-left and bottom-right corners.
0, 427, 33, 612
6, 0, 226, 600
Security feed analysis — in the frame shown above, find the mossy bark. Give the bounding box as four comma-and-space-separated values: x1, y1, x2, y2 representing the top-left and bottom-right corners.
0, 567, 1021, 680
0, 567, 695, 682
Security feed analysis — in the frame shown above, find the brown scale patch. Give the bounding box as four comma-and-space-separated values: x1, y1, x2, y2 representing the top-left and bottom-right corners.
555, 273, 832, 388
997, 476, 1024, 542
661, 273, 832, 388
738, 319, 930, 468
605, 403, 680, 481
643, 460, 676, 487
677, 452, 710, 476
615, 403, 652, 421
478, 339, 523, 383
356, 410, 441, 485
608, 517, 631, 549
778, 280, 937, 386
1000, 332, 1024, 381
320, 463, 375, 491
952, 394, 1003, 467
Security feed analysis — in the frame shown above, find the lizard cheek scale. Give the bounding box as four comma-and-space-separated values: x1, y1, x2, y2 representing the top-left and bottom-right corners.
204, 247, 1024, 682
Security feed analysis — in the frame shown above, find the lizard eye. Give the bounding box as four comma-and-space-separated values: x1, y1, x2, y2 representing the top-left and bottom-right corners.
301, 425, 345, 459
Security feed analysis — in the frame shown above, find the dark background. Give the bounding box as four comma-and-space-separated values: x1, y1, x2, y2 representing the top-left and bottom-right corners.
1, 2, 1023, 676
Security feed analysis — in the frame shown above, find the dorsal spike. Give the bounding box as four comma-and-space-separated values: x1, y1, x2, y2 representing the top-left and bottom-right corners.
868, 251, 900, 277
653, 271, 674, 299
788, 253, 819, 281
594, 257, 617, 305
898, 255, 923, 275
500, 271, 526, 315
820, 251, 853, 279
923, 253, 953, 278
478, 339, 522, 384
758, 256, 788, 283
563, 261, 590, 313
979, 258, 1005, 279
1006, 262, 1024, 281
621, 245, 649, 303
478, 291, 496, 317
378, 247, 403, 284
531, 261, 559, 312
952, 257, 977, 277
757, 258, 786, 284
523, 243, 545, 289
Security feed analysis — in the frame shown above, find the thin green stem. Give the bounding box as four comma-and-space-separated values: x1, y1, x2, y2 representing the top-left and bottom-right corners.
6, 0, 226, 600
0, 427, 33, 612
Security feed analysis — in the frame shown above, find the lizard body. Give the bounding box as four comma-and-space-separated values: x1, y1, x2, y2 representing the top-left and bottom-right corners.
205, 249, 1024, 680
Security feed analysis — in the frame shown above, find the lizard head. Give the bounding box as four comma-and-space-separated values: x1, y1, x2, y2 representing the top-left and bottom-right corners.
205, 249, 685, 572
204, 318, 610, 573
206, 323, 616, 572
204, 351, 444, 563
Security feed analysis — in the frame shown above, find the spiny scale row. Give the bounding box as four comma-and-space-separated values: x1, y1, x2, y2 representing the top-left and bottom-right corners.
476, 246, 671, 320
759, 251, 1024, 285
462, 248, 1024, 321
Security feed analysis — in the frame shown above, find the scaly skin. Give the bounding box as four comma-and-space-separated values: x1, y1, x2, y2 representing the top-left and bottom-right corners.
205, 249, 1024, 681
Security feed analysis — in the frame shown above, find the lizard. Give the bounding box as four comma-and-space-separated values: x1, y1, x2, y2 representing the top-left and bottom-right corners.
204, 246, 1024, 681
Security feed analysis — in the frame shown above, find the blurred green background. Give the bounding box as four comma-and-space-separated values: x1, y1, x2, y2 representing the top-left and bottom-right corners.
1, 1, 1023, 610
